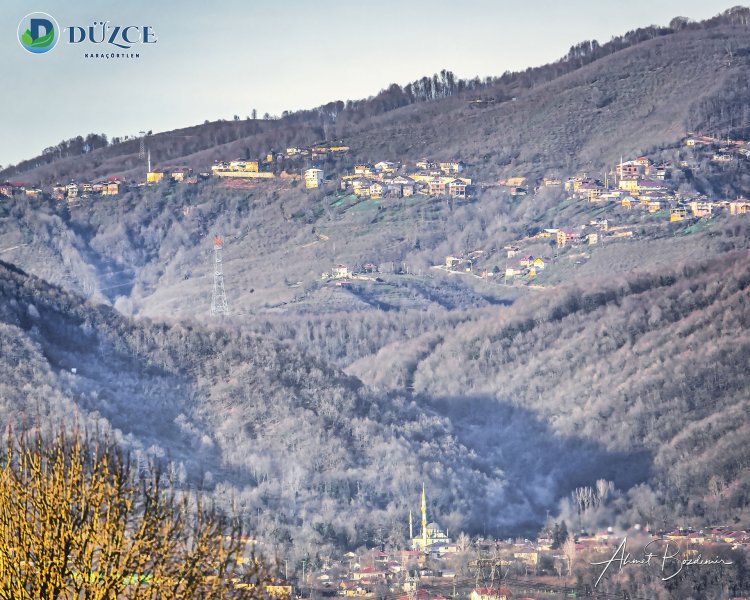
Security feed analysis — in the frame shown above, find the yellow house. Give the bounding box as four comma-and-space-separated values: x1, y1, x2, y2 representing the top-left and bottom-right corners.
507, 176, 526, 187
228, 160, 259, 172
354, 164, 374, 176
618, 178, 640, 192
146, 170, 165, 183
670, 207, 687, 222
646, 199, 664, 212
730, 200, 750, 215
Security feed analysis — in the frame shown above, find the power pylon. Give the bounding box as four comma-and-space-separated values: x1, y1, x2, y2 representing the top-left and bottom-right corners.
210, 236, 229, 316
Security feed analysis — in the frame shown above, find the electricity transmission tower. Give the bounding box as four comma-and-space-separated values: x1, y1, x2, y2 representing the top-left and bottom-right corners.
210, 236, 229, 316
138, 130, 146, 161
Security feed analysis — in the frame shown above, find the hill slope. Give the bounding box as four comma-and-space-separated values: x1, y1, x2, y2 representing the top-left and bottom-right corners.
3, 14, 750, 186
351, 247, 750, 528
0, 260, 650, 552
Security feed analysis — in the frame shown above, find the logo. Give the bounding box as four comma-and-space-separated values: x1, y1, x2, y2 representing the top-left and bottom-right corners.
18, 12, 59, 54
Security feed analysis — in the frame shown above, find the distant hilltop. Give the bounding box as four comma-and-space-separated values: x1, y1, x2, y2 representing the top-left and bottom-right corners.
3, 6, 750, 186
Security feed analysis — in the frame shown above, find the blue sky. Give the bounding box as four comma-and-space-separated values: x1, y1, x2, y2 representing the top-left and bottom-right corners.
0, 0, 742, 167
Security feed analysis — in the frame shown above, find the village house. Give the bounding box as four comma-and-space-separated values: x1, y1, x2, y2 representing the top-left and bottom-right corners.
52, 183, 67, 200
415, 159, 436, 171
105, 180, 122, 195
211, 159, 275, 179
229, 159, 259, 172
617, 162, 642, 178
304, 168, 325, 189
689, 200, 714, 218
445, 256, 463, 269
25, 188, 42, 198
730, 200, 750, 215
427, 177, 467, 198
146, 169, 166, 183
448, 178, 467, 198
590, 218, 609, 231
369, 181, 386, 199
599, 189, 625, 202
390, 175, 416, 197
170, 167, 192, 182
556, 230, 578, 248
655, 163, 671, 180
577, 181, 604, 202
502, 176, 527, 188
470, 588, 512, 600
333, 265, 352, 279
0, 182, 21, 198
66, 182, 79, 199
438, 161, 464, 174
618, 177, 640, 192
638, 179, 670, 194
670, 207, 688, 222
374, 161, 398, 174
712, 152, 735, 164
354, 164, 376, 176
351, 177, 371, 197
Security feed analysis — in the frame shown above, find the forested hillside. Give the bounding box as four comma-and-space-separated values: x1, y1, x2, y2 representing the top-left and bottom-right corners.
3, 8, 750, 186
353, 243, 750, 530
0, 260, 651, 560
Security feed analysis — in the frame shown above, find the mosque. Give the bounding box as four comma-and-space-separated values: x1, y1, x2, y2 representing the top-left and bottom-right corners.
409, 484, 451, 552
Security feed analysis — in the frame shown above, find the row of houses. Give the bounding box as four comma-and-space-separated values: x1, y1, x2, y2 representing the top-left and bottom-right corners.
340, 160, 471, 199
283, 144, 350, 160
0, 177, 127, 201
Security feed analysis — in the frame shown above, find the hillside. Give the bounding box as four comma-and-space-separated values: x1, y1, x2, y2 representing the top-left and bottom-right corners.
3, 11, 750, 187
351, 244, 750, 530
1, 260, 654, 557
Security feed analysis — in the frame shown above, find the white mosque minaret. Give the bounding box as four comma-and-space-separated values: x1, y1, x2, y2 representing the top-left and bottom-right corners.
410, 483, 451, 552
